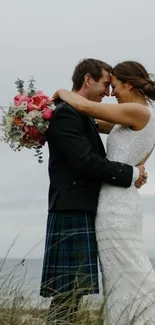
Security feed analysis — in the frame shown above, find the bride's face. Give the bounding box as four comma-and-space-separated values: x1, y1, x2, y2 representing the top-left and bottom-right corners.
111, 76, 132, 103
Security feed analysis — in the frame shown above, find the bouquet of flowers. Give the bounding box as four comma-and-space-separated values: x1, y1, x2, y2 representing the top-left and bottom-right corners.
0, 77, 54, 163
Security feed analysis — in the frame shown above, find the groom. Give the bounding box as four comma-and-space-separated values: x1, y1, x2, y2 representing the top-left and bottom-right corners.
40, 58, 146, 323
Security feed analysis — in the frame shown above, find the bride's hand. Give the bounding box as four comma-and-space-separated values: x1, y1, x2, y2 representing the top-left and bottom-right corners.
51, 89, 68, 103
51, 90, 61, 102
52, 89, 89, 113
49, 90, 60, 105
49, 89, 66, 106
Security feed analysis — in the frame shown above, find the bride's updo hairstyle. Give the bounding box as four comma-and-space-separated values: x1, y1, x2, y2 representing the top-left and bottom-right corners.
112, 61, 155, 101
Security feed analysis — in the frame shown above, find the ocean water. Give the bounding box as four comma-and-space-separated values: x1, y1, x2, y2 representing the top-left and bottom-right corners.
0, 257, 155, 308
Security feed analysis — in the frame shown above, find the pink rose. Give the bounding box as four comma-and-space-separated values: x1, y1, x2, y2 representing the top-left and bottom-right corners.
14, 94, 31, 106
42, 108, 53, 120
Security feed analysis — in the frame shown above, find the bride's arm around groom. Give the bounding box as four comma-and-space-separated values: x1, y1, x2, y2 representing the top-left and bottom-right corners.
49, 101, 144, 188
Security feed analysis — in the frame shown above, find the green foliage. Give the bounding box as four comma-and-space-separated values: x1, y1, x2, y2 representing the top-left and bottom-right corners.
27, 76, 36, 97
15, 79, 25, 94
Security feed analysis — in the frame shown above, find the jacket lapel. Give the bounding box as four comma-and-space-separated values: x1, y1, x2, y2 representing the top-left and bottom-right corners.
87, 117, 106, 156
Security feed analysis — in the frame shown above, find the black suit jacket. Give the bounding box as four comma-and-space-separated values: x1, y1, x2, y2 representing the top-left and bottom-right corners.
47, 101, 133, 212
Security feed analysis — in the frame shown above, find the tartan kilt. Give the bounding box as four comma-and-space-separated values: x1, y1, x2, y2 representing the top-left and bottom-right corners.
40, 210, 99, 298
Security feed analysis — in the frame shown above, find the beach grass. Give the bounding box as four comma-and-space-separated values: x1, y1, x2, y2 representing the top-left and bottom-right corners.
0, 306, 103, 325
0, 256, 103, 324
0, 239, 105, 324
1, 272, 155, 325
0, 275, 155, 325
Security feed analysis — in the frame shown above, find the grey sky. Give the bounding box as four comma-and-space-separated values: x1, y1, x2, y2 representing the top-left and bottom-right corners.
0, 0, 155, 258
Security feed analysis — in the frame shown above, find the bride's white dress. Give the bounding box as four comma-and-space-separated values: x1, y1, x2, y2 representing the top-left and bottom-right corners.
96, 111, 155, 325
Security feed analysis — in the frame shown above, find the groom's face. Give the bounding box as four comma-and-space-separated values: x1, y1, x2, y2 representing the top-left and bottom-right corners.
86, 69, 111, 102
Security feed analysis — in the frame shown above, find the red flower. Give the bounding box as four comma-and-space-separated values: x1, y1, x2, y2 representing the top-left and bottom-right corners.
42, 108, 53, 120
28, 126, 40, 138
39, 135, 46, 145
27, 103, 38, 112
38, 98, 50, 110
31, 91, 50, 110
22, 134, 29, 145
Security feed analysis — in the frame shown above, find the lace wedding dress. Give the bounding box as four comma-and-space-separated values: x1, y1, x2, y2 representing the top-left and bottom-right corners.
96, 111, 155, 325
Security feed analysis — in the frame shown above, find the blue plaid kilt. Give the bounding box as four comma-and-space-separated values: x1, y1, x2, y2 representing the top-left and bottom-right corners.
40, 210, 99, 298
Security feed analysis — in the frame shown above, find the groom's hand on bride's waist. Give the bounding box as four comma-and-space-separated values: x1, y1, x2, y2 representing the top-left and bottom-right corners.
134, 164, 147, 189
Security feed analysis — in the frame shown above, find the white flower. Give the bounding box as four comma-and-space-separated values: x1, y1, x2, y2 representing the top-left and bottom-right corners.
9, 101, 27, 111
20, 101, 27, 109
9, 102, 15, 109
24, 110, 42, 120
23, 110, 42, 125
4, 116, 14, 133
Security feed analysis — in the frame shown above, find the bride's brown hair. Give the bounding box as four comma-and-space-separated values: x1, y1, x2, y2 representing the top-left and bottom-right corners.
112, 61, 155, 101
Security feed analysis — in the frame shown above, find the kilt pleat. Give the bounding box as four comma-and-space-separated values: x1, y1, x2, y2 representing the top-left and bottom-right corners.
40, 210, 99, 298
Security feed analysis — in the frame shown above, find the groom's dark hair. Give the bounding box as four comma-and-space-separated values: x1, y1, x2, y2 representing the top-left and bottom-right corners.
72, 58, 112, 91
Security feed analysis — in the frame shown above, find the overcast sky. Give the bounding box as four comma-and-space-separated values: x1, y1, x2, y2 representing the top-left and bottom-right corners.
0, 0, 155, 258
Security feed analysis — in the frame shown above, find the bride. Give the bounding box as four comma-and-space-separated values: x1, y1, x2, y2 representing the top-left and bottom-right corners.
52, 61, 155, 324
